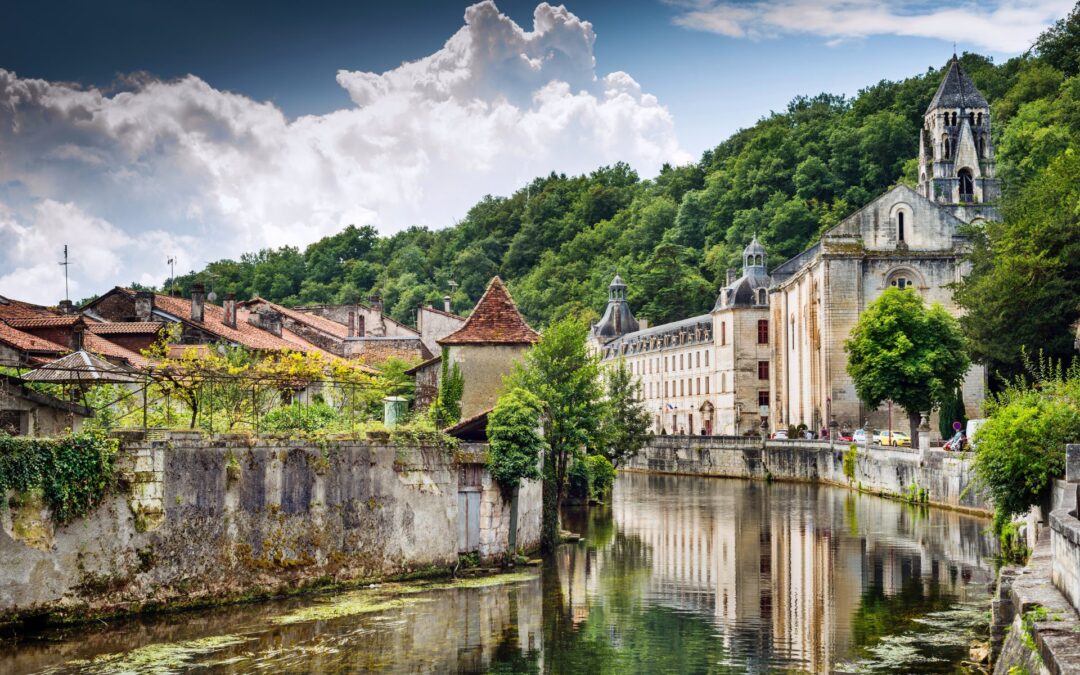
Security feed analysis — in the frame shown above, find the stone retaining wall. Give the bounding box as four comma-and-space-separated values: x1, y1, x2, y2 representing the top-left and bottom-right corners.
626, 436, 991, 514
0, 431, 539, 626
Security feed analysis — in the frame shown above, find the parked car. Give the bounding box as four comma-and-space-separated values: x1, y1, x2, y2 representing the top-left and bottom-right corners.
772, 429, 789, 440
966, 419, 987, 448
879, 430, 912, 447
852, 428, 869, 445
838, 431, 854, 442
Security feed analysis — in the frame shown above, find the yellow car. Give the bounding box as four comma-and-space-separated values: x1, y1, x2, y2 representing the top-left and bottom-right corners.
879, 430, 911, 447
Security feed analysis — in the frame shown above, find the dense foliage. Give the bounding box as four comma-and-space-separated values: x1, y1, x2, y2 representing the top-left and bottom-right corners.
486, 387, 546, 493
845, 288, 969, 446
972, 358, 1080, 532
0, 430, 118, 523
597, 359, 653, 467
509, 317, 603, 551
261, 401, 342, 433
431, 348, 464, 427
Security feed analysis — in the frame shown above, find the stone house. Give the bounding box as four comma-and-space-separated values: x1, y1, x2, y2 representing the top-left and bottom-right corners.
0, 374, 92, 436
437, 277, 539, 421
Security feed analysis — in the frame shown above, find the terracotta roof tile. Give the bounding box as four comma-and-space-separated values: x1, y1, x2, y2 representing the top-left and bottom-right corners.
86, 321, 165, 335
0, 296, 56, 321
136, 291, 311, 352
437, 277, 539, 346
83, 333, 151, 368
0, 321, 68, 354
241, 298, 350, 339
5, 315, 81, 328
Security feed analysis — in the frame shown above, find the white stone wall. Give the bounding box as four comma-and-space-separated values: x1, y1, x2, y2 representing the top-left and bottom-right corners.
417, 307, 465, 357
448, 344, 529, 419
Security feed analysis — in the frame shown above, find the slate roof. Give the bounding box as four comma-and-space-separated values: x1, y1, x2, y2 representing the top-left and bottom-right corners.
437, 277, 539, 346
926, 57, 988, 113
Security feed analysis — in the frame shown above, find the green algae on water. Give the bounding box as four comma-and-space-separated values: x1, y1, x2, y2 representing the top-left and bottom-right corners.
270, 593, 431, 625
42, 634, 252, 674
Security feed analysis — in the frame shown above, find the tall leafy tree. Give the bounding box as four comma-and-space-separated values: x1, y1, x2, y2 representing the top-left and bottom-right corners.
598, 359, 653, 468
510, 317, 603, 551
844, 288, 970, 447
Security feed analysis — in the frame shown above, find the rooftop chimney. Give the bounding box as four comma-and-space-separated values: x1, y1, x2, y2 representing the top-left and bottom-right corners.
58, 299, 75, 315
261, 309, 282, 337
443, 295, 452, 313
190, 283, 205, 323
134, 291, 154, 322
347, 310, 356, 338
222, 293, 237, 329
727, 268, 737, 286
368, 294, 382, 314
72, 321, 85, 351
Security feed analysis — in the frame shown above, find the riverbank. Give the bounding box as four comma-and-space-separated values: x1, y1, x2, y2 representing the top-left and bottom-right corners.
0, 431, 541, 629
624, 435, 991, 516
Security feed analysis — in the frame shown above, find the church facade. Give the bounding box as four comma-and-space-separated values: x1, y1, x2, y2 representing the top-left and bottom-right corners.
592, 58, 995, 438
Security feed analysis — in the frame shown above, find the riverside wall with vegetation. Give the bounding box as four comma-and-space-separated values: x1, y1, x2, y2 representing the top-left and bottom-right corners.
626, 435, 991, 514
0, 430, 540, 627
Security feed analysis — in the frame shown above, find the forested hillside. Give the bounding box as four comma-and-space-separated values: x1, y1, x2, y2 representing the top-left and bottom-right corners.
172, 3, 1080, 381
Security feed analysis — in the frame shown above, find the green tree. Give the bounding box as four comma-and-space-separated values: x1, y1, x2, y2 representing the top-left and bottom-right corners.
487, 387, 546, 492
511, 317, 604, 551
432, 349, 464, 426
635, 243, 712, 326
598, 359, 653, 467
844, 288, 970, 447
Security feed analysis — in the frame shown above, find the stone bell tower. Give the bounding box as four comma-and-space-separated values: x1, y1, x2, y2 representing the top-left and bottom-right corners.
918, 56, 1000, 222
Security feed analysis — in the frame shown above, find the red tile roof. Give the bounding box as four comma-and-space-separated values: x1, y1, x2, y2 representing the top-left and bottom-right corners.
86, 321, 165, 335
241, 298, 350, 339
437, 277, 539, 346
5, 315, 81, 328
0, 321, 68, 354
83, 333, 151, 368
0, 296, 55, 321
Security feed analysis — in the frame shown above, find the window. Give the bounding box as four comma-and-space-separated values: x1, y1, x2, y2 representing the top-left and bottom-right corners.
758, 289, 767, 305
758, 361, 769, 380
977, 112, 983, 126
942, 136, 951, 159
898, 211, 905, 241
958, 168, 974, 202
696, 377, 700, 394
968, 111, 975, 126
721, 322, 726, 345
890, 276, 911, 290
705, 350, 710, 367
790, 316, 796, 350
665, 382, 669, 397
757, 319, 769, 344
705, 376, 710, 394
680, 380, 684, 396
721, 373, 726, 392
978, 134, 986, 158
696, 351, 701, 368
758, 391, 769, 407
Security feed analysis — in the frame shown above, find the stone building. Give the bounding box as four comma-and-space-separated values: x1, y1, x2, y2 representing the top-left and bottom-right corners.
594, 60, 995, 439
437, 277, 539, 421
770, 59, 995, 436
592, 238, 773, 436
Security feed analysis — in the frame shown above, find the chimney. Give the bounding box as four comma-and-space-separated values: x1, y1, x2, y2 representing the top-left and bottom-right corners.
134, 291, 155, 321
443, 295, 452, 312
58, 299, 75, 315
261, 309, 282, 337
369, 294, 382, 314
190, 283, 205, 322
72, 321, 85, 351
727, 268, 737, 286
347, 310, 356, 337
222, 293, 237, 329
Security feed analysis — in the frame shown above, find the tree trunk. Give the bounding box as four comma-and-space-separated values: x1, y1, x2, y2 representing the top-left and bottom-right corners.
541, 476, 559, 553
908, 410, 921, 450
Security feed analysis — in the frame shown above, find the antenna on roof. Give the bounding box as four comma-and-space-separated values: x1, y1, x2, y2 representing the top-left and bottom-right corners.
59, 245, 71, 301
167, 256, 176, 292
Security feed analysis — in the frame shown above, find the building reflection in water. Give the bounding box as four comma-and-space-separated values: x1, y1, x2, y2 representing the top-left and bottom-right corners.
556, 472, 996, 672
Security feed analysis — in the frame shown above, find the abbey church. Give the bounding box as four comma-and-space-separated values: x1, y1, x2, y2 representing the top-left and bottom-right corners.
591, 58, 995, 438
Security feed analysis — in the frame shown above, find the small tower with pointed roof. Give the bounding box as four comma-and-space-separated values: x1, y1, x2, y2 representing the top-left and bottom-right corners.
918, 56, 1000, 220
591, 274, 640, 342
437, 276, 539, 420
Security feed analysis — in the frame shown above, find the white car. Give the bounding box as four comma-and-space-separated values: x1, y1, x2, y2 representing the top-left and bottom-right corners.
852, 429, 879, 445
772, 430, 789, 439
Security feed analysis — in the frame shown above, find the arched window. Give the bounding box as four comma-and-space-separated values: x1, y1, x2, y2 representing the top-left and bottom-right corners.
890, 277, 911, 290
968, 112, 975, 126
942, 135, 951, 159
898, 211, 905, 242
958, 168, 975, 203
951, 112, 958, 126
757, 289, 767, 305
978, 134, 986, 158
976, 112, 983, 126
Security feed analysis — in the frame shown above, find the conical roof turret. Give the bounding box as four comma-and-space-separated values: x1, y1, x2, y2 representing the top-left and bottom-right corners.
926, 57, 988, 114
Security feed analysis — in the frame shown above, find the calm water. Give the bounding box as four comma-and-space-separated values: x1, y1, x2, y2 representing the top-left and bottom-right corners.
2, 473, 997, 674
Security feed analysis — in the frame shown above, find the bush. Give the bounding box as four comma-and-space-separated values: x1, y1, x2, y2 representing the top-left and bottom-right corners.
486, 388, 545, 493
586, 455, 616, 498
568, 458, 591, 501
262, 401, 342, 433
843, 444, 858, 482
0, 430, 118, 523
973, 358, 1080, 532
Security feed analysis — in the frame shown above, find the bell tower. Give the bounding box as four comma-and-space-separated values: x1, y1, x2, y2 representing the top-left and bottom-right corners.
918, 56, 1000, 221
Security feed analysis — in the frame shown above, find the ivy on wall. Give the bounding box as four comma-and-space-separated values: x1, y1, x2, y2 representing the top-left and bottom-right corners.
0, 430, 118, 523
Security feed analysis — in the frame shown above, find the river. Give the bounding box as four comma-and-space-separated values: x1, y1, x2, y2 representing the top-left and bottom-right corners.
2, 473, 997, 674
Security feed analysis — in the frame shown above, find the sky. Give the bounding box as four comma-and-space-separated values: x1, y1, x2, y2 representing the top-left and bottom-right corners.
0, 0, 1071, 304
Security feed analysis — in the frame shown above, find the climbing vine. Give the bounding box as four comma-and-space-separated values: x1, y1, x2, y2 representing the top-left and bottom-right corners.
0, 430, 118, 523
431, 348, 464, 427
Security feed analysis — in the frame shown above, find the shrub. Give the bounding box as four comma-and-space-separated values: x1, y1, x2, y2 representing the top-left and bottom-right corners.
973, 358, 1080, 532
586, 455, 616, 499
0, 430, 118, 523
486, 388, 545, 493
262, 401, 342, 433
567, 458, 591, 501
843, 444, 858, 482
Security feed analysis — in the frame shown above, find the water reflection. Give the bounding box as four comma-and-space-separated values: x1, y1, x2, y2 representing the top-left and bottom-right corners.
2, 474, 996, 674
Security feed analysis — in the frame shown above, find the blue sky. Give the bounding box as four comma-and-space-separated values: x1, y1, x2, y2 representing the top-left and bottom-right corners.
0, 0, 1069, 302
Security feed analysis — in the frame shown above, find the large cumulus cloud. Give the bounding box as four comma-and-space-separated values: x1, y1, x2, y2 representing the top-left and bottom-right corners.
0, 1, 687, 304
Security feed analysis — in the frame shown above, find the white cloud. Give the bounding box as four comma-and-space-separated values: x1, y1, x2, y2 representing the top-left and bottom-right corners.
0, 1, 687, 304
669, 0, 1073, 52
